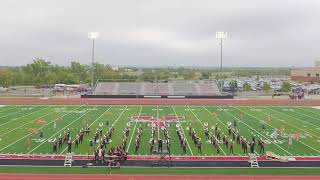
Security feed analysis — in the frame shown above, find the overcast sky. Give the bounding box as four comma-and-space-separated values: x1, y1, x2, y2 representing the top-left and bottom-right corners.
0, 0, 319, 67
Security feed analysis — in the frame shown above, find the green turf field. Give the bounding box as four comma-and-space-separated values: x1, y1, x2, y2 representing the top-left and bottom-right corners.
0, 105, 320, 156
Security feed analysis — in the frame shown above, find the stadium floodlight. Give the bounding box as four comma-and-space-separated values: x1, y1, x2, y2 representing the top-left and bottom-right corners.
216, 31, 228, 91
88, 32, 99, 39
216, 31, 228, 39
88, 32, 99, 90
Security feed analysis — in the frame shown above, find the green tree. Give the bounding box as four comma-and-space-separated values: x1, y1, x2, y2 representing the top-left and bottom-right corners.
22, 58, 51, 86
262, 82, 272, 93
243, 82, 252, 91
71, 62, 89, 83
141, 72, 156, 81
229, 80, 238, 93
182, 70, 196, 80
0, 69, 14, 87
281, 81, 292, 92
201, 72, 211, 79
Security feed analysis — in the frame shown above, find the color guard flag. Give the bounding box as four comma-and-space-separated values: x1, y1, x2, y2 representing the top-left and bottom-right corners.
29, 128, 38, 134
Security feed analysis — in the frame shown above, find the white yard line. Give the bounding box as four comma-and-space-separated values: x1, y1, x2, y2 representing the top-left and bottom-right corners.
59, 106, 112, 154
202, 106, 260, 155
234, 106, 320, 154
93, 106, 128, 150
265, 107, 320, 130
172, 106, 194, 156
297, 107, 320, 116
126, 106, 143, 152
0, 109, 25, 120
220, 106, 294, 156
0, 106, 51, 127
188, 106, 226, 155
258, 107, 320, 139
27, 105, 93, 154
157, 106, 160, 141
113, 106, 128, 126
0, 106, 18, 113
0, 105, 85, 152
0, 107, 60, 137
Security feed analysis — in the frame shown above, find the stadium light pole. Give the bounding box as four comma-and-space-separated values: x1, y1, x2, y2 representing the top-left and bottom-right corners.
88, 32, 99, 90
216, 31, 228, 91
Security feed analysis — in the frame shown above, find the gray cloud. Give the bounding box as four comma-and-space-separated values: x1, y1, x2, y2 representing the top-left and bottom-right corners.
0, 0, 319, 67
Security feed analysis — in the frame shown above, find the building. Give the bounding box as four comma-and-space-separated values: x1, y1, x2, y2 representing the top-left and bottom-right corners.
111, 66, 119, 71
291, 67, 320, 83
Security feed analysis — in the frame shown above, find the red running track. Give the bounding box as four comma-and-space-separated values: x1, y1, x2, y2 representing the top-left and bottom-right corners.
0, 174, 319, 180
1, 98, 320, 105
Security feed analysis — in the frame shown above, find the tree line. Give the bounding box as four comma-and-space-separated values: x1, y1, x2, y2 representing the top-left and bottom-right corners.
0, 59, 291, 88
0, 59, 138, 88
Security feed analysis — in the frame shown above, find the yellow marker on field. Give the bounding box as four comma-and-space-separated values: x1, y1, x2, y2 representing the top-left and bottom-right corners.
266, 115, 272, 124
211, 112, 217, 120
105, 112, 113, 117
240, 112, 244, 119
29, 128, 38, 134
35, 118, 46, 125
294, 131, 301, 141
24, 137, 31, 150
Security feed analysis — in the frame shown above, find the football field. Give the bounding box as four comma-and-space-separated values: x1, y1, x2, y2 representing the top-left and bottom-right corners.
0, 104, 320, 157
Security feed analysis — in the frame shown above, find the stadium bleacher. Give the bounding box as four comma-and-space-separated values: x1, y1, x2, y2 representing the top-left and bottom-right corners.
93, 82, 116, 95
198, 82, 221, 95
143, 83, 170, 95
86, 81, 230, 98
117, 83, 142, 95
172, 82, 197, 95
